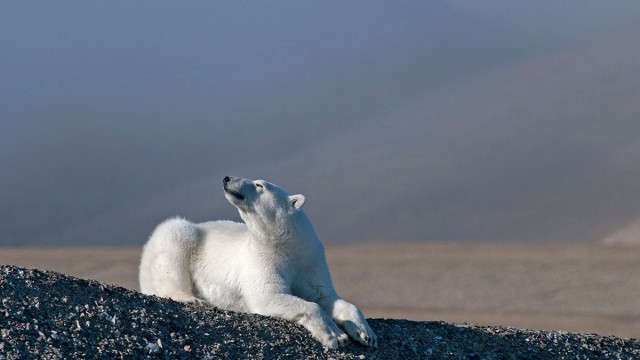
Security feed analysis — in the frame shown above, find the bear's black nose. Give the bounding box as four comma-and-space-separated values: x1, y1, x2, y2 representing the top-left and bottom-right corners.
223, 176, 231, 184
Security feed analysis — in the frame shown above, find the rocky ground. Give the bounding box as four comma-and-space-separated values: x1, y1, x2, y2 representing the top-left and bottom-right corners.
1, 264, 639, 359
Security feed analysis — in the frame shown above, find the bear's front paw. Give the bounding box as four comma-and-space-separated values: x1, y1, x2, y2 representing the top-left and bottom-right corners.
343, 319, 377, 348
305, 310, 349, 349
332, 300, 378, 348
320, 326, 348, 350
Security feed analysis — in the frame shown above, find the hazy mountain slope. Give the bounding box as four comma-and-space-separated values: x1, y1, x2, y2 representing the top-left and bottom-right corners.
289, 24, 640, 243
31, 24, 640, 246
0, 2, 539, 246
602, 218, 640, 246
4, 18, 640, 245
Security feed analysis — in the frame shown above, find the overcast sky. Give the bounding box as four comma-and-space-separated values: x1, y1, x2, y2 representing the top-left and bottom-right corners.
2, 1, 640, 246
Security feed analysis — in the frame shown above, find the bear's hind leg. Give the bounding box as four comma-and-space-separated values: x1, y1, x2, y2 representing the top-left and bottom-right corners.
139, 218, 203, 304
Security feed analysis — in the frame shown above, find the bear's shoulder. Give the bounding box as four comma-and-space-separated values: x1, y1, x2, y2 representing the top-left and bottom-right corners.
198, 220, 247, 234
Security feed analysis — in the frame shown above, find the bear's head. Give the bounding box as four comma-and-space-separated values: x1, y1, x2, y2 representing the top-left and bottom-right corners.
223, 176, 307, 238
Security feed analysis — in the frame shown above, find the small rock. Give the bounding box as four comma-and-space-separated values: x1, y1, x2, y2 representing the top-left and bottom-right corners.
146, 342, 161, 352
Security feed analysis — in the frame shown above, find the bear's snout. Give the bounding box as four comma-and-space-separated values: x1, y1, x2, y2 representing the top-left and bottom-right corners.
223, 176, 240, 189
223, 176, 246, 201
223, 176, 242, 186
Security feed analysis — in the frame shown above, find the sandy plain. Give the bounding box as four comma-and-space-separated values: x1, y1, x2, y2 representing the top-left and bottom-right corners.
1, 242, 638, 339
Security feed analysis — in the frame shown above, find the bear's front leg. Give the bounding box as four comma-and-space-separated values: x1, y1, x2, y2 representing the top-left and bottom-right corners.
329, 299, 378, 348
248, 292, 349, 349
298, 257, 378, 348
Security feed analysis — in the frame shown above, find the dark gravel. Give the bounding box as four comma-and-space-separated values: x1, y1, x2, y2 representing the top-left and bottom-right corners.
1, 264, 639, 359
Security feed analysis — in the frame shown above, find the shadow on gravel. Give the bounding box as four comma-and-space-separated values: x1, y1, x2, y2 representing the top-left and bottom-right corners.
1, 264, 638, 359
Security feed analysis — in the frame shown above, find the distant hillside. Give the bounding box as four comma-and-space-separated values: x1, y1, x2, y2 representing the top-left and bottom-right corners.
4, 21, 640, 246
283, 23, 640, 244
124, 22, 640, 245
602, 218, 640, 246
1, 264, 639, 359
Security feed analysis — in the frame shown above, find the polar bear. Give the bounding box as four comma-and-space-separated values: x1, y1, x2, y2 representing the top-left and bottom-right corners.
139, 176, 377, 349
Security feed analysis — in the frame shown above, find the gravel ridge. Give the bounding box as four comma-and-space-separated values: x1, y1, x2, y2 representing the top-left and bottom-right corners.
1, 264, 639, 359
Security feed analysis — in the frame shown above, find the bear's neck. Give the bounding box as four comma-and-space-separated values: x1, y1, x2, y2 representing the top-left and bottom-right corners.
247, 211, 318, 252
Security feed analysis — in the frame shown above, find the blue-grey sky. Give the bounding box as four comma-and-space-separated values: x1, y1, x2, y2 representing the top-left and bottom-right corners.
2, 1, 640, 246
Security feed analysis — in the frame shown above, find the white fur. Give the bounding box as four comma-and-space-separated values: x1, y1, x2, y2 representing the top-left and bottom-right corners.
139, 176, 377, 349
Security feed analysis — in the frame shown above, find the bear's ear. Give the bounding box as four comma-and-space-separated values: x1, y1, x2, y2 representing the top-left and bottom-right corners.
289, 194, 306, 210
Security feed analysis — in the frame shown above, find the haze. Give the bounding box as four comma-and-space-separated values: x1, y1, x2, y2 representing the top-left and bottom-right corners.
2, 1, 640, 246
